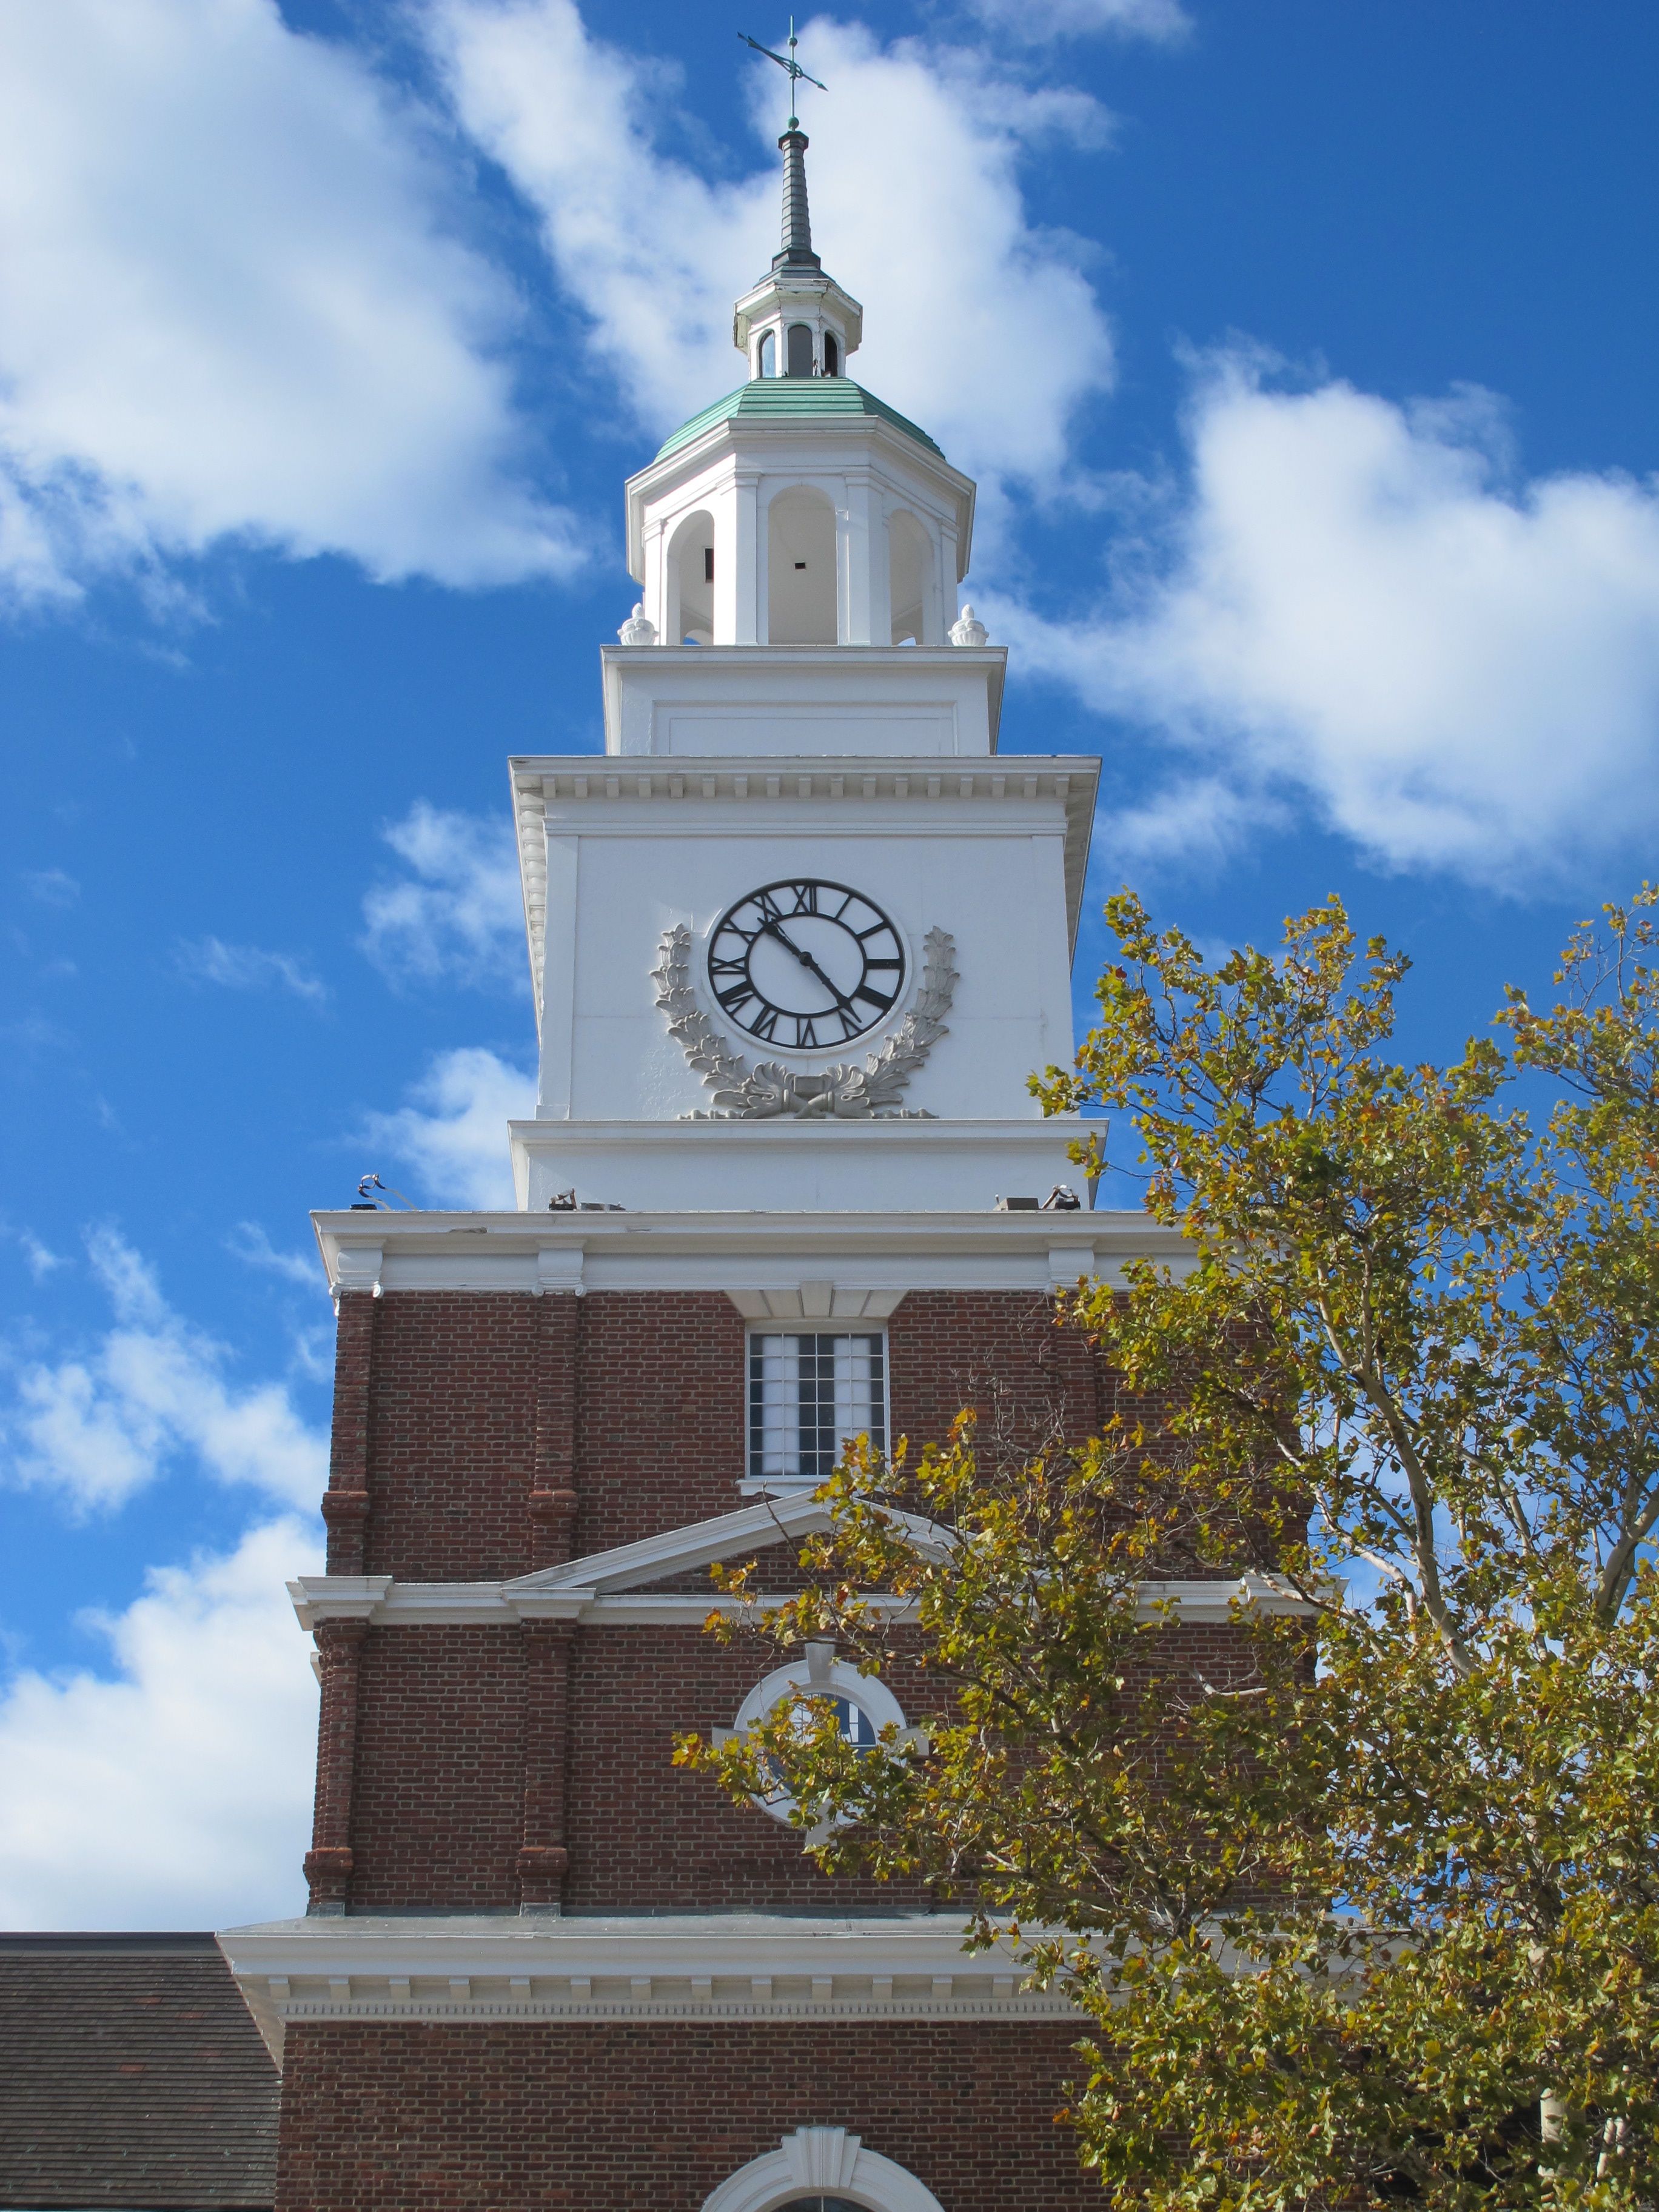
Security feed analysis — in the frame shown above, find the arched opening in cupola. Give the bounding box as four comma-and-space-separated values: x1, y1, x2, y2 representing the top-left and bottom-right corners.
757, 329, 776, 379
666, 508, 716, 645
888, 508, 933, 645
766, 488, 837, 645
786, 322, 815, 378
822, 330, 840, 377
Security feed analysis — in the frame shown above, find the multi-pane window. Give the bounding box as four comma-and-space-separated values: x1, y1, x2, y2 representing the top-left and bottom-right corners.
747, 1331, 886, 1487
825, 1697, 878, 1748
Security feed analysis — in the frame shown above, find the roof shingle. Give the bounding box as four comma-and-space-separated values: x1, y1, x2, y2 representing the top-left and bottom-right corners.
0, 1933, 278, 2210
655, 377, 944, 461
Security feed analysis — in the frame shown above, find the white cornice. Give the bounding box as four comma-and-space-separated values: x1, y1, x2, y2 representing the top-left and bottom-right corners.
289, 1495, 1308, 1634
216, 1912, 1078, 2064
289, 1579, 1305, 1632
308, 1201, 1182, 1299
509, 745, 1092, 1026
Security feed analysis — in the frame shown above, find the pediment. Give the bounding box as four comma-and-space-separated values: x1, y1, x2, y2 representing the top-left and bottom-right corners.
504, 1493, 951, 1601
289, 1496, 957, 1631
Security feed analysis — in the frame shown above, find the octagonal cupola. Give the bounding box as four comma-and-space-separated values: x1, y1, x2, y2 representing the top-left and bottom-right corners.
622, 129, 977, 663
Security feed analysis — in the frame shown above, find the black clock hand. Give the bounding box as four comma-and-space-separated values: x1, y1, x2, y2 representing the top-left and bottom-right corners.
760, 919, 859, 1012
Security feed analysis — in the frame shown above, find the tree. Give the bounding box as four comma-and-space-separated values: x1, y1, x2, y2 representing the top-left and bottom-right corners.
682, 888, 1659, 2210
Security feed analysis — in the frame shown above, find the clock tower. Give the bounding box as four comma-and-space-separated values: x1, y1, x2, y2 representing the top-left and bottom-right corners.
222, 124, 1190, 2212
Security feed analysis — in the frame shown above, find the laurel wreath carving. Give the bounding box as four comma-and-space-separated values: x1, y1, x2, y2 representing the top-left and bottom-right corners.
651, 923, 958, 1119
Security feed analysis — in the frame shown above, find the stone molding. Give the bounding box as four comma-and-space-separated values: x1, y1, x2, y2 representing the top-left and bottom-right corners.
705, 2129, 947, 2212
287, 1488, 1311, 1635
307, 1202, 1173, 1300
652, 923, 957, 1121
289, 1493, 949, 1632
216, 1912, 1080, 2064
509, 752, 1098, 1031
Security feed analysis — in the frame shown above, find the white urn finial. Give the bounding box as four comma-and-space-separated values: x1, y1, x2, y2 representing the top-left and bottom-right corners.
618, 602, 657, 646
948, 603, 988, 647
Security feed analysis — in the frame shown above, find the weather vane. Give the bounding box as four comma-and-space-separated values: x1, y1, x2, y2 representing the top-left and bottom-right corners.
739, 17, 825, 132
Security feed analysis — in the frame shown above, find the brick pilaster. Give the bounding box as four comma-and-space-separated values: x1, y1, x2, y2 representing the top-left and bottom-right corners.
321, 1291, 376, 1574
517, 1621, 574, 1911
528, 1292, 580, 1569
304, 1621, 367, 1915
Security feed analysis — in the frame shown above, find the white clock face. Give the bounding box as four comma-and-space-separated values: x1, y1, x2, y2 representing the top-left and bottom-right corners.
707, 879, 907, 1050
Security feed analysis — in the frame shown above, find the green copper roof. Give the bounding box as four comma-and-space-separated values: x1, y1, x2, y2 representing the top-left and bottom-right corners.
655, 378, 943, 461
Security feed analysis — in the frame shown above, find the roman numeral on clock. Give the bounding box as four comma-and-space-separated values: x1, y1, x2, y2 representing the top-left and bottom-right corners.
706, 879, 908, 1053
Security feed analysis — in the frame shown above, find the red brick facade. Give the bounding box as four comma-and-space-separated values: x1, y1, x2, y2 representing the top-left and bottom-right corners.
311, 1287, 1095, 1919
276, 2020, 1101, 2212
281, 1284, 1148, 2209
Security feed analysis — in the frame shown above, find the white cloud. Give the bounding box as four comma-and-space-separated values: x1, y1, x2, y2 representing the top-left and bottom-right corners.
4, 1228, 326, 1513
175, 935, 329, 1004
0, 1513, 319, 1928
1090, 774, 1283, 880
360, 801, 526, 991
363, 1045, 534, 1207
424, 2, 1115, 497
7, 1228, 69, 1282
19, 868, 80, 907
0, 0, 581, 607
1007, 356, 1659, 886
227, 1221, 324, 1291
964, 0, 1191, 42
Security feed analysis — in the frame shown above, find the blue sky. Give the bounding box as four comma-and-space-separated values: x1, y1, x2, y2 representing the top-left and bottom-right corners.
4, 0, 1659, 1926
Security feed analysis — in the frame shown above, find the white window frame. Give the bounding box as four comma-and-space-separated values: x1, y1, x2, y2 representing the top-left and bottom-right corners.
703, 2127, 946, 2212
743, 1327, 888, 1496
714, 1648, 910, 1828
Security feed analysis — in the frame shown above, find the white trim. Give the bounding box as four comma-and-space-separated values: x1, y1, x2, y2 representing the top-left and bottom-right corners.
289, 1487, 1310, 1633
725, 1651, 912, 1828
509, 747, 1096, 1025
726, 1286, 907, 1321
732, 1652, 907, 1738
744, 1319, 890, 1492
705, 2129, 945, 2212
288, 1493, 951, 1630
287, 1575, 1310, 1631
518, 1495, 953, 1594
309, 1204, 1185, 1301
216, 1912, 1076, 2063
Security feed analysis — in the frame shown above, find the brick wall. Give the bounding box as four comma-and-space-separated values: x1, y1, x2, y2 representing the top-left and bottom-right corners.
342, 1289, 1108, 1584
349, 1629, 528, 1914
310, 1285, 1240, 1916
572, 1293, 749, 1555
359, 1295, 542, 1582
344, 1623, 934, 1916
275, 2019, 1101, 2211
887, 1290, 1104, 1456
560, 1629, 934, 1915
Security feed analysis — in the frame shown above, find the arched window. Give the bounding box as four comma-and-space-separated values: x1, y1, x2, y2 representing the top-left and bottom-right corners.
666, 509, 716, 646
786, 322, 815, 378
766, 487, 837, 645
822, 331, 839, 378
721, 1654, 907, 1826
757, 329, 776, 379
887, 510, 932, 645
